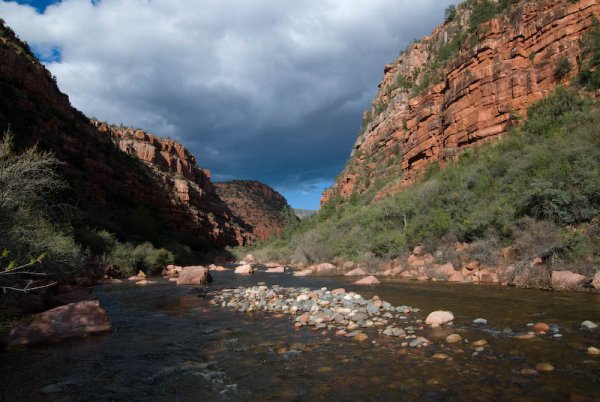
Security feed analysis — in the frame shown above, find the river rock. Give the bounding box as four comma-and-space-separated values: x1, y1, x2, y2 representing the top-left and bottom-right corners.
472, 339, 488, 347
354, 333, 369, 341
354, 276, 380, 285
177, 266, 211, 285
308, 263, 337, 275
128, 271, 147, 282
447, 271, 465, 283
425, 311, 454, 326
535, 363, 555, 372
266, 266, 285, 273
473, 318, 487, 325
435, 263, 456, 278
345, 268, 367, 276
331, 288, 346, 295
533, 322, 550, 334
234, 264, 254, 275
162, 264, 183, 277
581, 320, 598, 330
593, 272, 600, 291
587, 347, 600, 356
446, 334, 462, 344
515, 333, 536, 340
551, 270, 587, 290
3, 300, 112, 347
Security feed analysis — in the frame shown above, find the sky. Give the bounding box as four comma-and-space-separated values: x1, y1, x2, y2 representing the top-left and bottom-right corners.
0, 0, 457, 209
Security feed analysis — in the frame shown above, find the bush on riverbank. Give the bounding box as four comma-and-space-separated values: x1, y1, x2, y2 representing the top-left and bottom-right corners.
247, 88, 600, 276
0, 131, 85, 292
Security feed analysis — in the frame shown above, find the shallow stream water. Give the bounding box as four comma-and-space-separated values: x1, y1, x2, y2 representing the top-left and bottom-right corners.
1, 272, 599, 401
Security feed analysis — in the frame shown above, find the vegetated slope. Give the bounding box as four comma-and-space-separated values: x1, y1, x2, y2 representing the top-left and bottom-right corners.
214, 180, 296, 241
322, 0, 600, 205
255, 88, 600, 287
0, 19, 250, 250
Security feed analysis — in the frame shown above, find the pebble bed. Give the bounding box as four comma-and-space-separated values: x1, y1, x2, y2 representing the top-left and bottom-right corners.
210, 283, 433, 348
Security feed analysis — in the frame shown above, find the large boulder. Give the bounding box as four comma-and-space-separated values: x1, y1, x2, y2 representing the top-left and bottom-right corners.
234, 264, 254, 275
308, 263, 337, 275
176, 266, 211, 285
292, 269, 312, 277
551, 270, 587, 291
425, 310, 454, 326
354, 275, 381, 285
345, 267, 367, 276
3, 300, 112, 347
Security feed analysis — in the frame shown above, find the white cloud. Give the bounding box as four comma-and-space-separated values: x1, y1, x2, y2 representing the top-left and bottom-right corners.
0, 0, 458, 198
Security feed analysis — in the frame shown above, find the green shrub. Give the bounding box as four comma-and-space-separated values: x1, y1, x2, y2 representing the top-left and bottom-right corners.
554, 57, 572, 80
108, 242, 174, 276
444, 5, 457, 24
0, 131, 83, 285
468, 0, 498, 33
577, 18, 600, 89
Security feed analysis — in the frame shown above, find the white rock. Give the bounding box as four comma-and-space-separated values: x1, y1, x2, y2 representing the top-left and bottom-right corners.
425, 310, 454, 326
581, 320, 598, 330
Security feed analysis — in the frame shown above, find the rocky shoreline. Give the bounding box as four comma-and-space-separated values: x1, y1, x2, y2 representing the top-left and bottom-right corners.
249, 243, 600, 294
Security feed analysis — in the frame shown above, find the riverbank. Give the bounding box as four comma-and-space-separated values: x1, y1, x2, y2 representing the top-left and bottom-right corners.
242, 242, 600, 294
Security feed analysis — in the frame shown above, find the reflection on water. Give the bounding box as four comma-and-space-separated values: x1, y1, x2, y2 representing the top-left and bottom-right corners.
1, 271, 599, 401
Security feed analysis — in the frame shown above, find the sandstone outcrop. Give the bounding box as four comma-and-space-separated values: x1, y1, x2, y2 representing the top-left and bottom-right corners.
323, 0, 600, 205
214, 180, 296, 241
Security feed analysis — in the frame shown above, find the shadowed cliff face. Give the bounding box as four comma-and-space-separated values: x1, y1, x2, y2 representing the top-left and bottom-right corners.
215, 180, 296, 241
0, 20, 252, 248
91, 121, 255, 246
323, 0, 600, 205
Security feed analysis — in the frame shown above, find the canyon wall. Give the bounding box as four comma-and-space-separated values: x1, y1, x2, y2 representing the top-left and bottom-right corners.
323, 0, 600, 205
215, 181, 296, 241
0, 20, 284, 247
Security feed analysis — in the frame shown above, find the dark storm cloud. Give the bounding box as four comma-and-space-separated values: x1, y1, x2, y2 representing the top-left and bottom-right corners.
0, 0, 459, 195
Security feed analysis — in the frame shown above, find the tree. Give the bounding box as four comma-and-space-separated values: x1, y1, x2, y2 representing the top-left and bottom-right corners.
444, 5, 457, 23
0, 130, 82, 293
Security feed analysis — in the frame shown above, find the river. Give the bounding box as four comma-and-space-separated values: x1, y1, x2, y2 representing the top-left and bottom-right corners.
2, 271, 599, 401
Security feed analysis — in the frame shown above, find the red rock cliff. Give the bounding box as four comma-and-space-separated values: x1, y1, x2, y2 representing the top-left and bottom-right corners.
0, 20, 251, 247
214, 180, 296, 241
91, 120, 255, 246
323, 0, 600, 205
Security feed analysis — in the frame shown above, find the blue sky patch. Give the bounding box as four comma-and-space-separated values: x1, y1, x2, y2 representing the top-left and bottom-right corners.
31, 44, 61, 63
